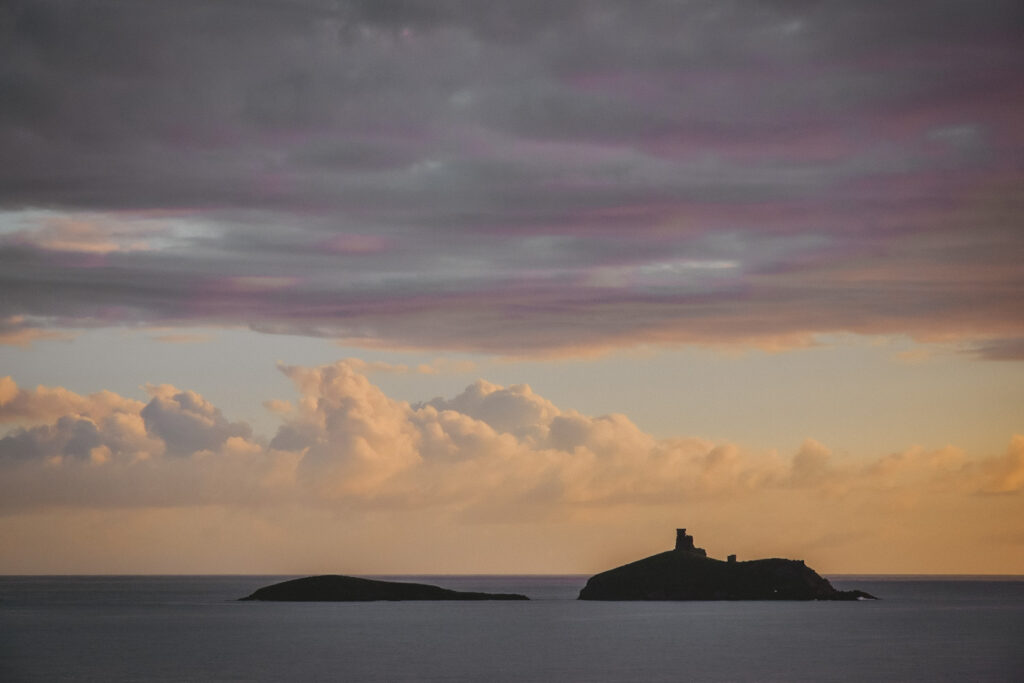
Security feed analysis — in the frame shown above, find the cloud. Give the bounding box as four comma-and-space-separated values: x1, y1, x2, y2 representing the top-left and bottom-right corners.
139, 385, 254, 457
150, 333, 214, 344
971, 338, 1024, 361
2, 212, 162, 254
423, 380, 560, 442
977, 436, 1024, 494
1, 360, 1019, 513
263, 399, 294, 416
0, 405, 162, 472
0, 375, 143, 425
328, 356, 476, 376
0, 1, 1020, 355
0, 416, 103, 462
0, 316, 72, 347
273, 361, 422, 496
789, 438, 832, 485
0, 359, 1021, 571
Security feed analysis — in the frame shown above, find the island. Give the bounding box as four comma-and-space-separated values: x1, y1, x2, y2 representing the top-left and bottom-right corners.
578, 529, 877, 601
240, 574, 529, 601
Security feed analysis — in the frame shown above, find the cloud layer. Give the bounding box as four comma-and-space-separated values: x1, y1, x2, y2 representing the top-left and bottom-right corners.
2, 361, 1021, 571
1, 1, 1022, 355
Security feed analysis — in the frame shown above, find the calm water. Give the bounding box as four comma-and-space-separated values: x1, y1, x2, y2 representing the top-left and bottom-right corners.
1, 575, 1022, 682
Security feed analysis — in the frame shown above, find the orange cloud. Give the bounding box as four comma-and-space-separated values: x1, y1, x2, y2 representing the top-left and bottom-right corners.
150, 333, 214, 344
6, 213, 163, 254
1, 361, 1021, 572
0, 376, 143, 425
0, 317, 72, 348
977, 435, 1024, 494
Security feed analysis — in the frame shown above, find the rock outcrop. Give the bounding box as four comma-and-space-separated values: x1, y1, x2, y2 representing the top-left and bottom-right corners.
240, 574, 529, 601
578, 529, 876, 601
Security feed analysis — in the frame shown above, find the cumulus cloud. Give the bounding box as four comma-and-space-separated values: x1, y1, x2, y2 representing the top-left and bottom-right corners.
1, 361, 1019, 516
423, 380, 560, 442
0, 375, 143, 425
788, 438, 832, 485
139, 385, 254, 457
0, 408, 175, 472
0, 359, 1022, 571
0, 1, 1021, 355
977, 436, 1024, 494
273, 361, 422, 496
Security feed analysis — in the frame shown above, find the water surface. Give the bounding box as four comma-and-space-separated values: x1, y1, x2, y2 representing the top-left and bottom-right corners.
2, 575, 1021, 682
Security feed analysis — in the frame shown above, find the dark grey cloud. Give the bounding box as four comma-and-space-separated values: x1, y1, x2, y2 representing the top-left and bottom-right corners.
4, 0, 1018, 209
973, 338, 1024, 362
0, 416, 100, 461
1, 0, 1022, 354
140, 389, 252, 456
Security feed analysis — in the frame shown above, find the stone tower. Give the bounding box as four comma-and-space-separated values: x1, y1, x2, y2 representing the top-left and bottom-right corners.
674, 528, 708, 557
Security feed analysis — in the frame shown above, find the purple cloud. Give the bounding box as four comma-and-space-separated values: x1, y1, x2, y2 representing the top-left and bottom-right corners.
1, 1, 1021, 355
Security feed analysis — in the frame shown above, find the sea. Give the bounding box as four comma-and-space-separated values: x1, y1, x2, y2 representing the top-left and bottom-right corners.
1, 575, 1022, 682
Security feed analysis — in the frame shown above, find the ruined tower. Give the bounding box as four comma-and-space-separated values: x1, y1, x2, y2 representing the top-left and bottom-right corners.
674, 528, 707, 557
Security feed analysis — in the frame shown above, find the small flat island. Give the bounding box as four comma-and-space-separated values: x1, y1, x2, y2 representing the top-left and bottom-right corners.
578, 529, 877, 601
240, 574, 529, 601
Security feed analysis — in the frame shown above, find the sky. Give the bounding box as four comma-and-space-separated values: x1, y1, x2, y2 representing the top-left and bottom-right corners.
1, 0, 1022, 575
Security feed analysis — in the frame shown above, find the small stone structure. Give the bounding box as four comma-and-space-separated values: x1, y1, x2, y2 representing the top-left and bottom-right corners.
674, 528, 707, 557
728, 554, 737, 563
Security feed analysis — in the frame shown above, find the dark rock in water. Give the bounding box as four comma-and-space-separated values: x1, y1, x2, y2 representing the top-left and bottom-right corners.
578, 529, 877, 601
240, 575, 529, 601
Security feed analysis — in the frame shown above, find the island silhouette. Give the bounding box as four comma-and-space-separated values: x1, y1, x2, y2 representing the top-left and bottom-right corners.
240, 529, 876, 602
240, 574, 529, 601
578, 529, 877, 601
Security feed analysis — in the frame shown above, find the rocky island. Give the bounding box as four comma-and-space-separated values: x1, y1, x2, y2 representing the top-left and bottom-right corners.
240, 574, 529, 601
578, 529, 876, 601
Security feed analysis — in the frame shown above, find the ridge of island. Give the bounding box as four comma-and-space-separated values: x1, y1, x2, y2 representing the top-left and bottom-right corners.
578, 529, 877, 601
240, 574, 529, 601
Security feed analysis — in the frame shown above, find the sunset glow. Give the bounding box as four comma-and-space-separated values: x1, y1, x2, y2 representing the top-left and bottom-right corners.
1, 1, 1022, 574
